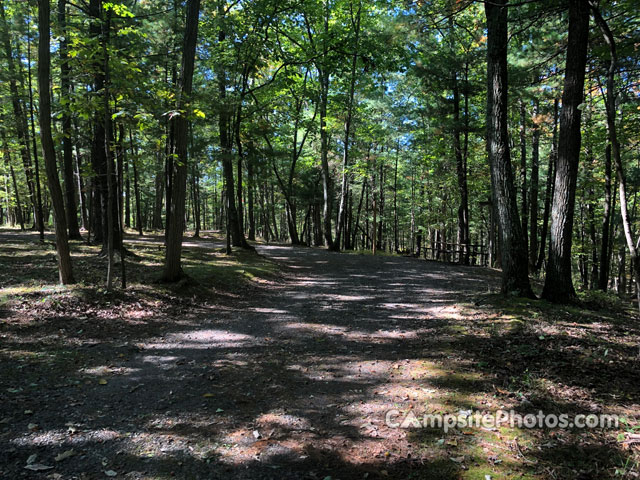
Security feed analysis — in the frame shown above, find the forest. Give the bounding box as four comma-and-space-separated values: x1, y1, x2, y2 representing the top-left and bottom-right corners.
0, 0, 639, 479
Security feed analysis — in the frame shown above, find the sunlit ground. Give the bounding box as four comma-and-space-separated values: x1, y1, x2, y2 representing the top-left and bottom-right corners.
1, 228, 639, 479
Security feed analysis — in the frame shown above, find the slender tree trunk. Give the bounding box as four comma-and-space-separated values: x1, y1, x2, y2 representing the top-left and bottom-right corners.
1, 130, 25, 230
1, 0, 40, 232
536, 98, 558, 271
334, 0, 361, 252
519, 100, 529, 254
192, 163, 201, 238
152, 155, 164, 229
163, 0, 201, 281
484, 0, 533, 296
529, 99, 540, 270
587, 188, 599, 288
592, 6, 640, 309
103, 11, 115, 290
235, 108, 245, 237
128, 129, 143, 235
542, 0, 589, 302
598, 144, 613, 290
37, 0, 74, 284
453, 68, 470, 264
73, 124, 88, 230
58, 0, 81, 240
125, 151, 131, 228
319, 67, 333, 248
247, 146, 255, 241
393, 143, 399, 253
26, 12, 44, 240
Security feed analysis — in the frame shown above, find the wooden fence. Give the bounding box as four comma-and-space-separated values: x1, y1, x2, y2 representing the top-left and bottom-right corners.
422, 241, 489, 266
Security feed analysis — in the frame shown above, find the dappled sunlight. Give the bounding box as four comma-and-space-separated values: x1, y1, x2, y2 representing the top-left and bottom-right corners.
2, 235, 638, 479
80, 365, 141, 376
11, 428, 122, 448
144, 329, 258, 350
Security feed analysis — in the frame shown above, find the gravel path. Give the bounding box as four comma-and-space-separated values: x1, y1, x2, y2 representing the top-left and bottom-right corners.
2, 242, 502, 480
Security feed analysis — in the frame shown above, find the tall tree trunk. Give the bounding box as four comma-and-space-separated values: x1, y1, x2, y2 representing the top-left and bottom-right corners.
163, 0, 201, 281
235, 108, 245, 238
26, 11, 44, 240
536, 98, 558, 271
0, 0, 41, 232
218, 2, 244, 248
319, 66, 333, 248
129, 128, 143, 236
484, 0, 533, 296
542, 0, 589, 302
1, 129, 25, 230
103, 10, 115, 289
88, 0, 119, 250
393, 142, 399, 253
453, 68, 470, 265
592, 6, 640, 310
192, 163, 201, 238
247, 145, 255, 241
519, 100, 528, 254
334, 0, 361, 252
37, 0, 74, 284
73, 122, 89, 230
598, 144, 613, 290
58, 0, 81, 240
125, 150, 131, 228
587, 188, 599, 288
529, 99, 540, 270
152, 154, 164, 229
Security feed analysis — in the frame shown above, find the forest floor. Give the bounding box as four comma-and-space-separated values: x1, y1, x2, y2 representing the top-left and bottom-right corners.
0, 228, 639, 480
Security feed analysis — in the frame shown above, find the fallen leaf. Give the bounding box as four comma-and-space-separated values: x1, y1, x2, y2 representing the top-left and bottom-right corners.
55, 449, 75, 462
26, 454, 37, 465
24, 464, 54, 471
105, 470, 117, 477
203, 393, 214, 398
99, 379, 108, 385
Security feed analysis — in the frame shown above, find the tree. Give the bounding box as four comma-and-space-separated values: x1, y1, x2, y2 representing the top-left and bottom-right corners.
484, 0, 533, 296
542, 0, 589, 302
163, 0, 201, 281
37, 0, 74, 284
591, 3, 640, 310
58, 0, 81, 240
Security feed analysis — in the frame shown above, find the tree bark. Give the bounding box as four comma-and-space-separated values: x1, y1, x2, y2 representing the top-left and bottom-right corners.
163, 0, 201, 281
58, 0, 81, 240
453, 67, 470, 264
529, 100, 540, 270
128, 128, 143, 235
592, 5, 640, 310
334, 0, 361, 252
598, 144, 613, 290
519, 100, 528, 254
37, 0, 74, 284
484, 0, 533, 296
218, 2, 244, 248
536, 98, 558, 271
0, 0, 41, 232
26, 12, 44, 240
542, 0, 589, 302
1, 129, 25, 230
